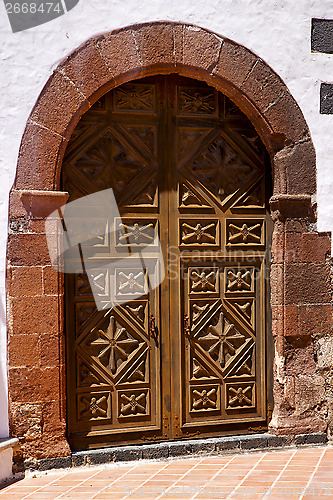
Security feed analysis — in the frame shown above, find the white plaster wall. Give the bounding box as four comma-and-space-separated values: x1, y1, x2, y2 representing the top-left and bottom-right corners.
0, 0, 333, 437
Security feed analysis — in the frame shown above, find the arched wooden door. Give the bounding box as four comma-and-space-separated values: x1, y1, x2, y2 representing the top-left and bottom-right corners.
63, 75, 272, 450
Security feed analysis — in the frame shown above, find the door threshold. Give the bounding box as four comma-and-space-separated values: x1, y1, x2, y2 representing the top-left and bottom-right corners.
33, 432, 328, 472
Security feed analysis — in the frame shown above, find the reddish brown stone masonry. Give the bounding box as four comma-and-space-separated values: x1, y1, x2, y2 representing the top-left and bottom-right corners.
7, 22, 333, 462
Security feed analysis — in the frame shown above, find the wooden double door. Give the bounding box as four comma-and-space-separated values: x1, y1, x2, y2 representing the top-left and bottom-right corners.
63, 75, 272, 450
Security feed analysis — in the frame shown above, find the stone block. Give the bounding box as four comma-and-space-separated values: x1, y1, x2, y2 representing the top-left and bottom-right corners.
295, 432, 327, 445
143, 443, 169, 460
111, 446, 143, 462
8, 266, 43, 297
39, 456, 71, 471
10, 295, 60, 335
182, 26, 222, 71
15, 124, 66, 190
29, 71, 89, 137
240, 434, 268, 450
215, 436, 240, 452
133, 23, 175, 67
214, 40, 257, 88
96, 28, 141, 79
168, 441, 192, 457
58, 39, 111, 100
284, 263, 331, 305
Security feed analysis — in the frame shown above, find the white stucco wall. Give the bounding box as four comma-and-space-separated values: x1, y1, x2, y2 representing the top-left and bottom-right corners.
0, 0, 333, 437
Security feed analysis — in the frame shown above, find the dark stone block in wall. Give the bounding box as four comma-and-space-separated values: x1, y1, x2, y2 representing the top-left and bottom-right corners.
320, 84, 333, 114
311, 19, 333, 54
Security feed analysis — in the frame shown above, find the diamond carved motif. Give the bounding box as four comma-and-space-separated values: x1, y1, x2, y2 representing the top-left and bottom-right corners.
84, 315, 143, 376
117, 220, 155, 247
114, 84, 155, 112
188, 136, 255, 203
196, 312, 246, 368
178, 87, 216, 115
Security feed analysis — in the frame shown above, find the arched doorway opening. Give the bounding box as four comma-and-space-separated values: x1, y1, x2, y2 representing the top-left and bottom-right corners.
62, 74, 273, 450
7, 23, 331, 463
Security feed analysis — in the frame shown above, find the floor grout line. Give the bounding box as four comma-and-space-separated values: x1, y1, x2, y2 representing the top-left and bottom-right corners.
154, 457, 207, 500
226, 452, 268, 499
19, 470, 76, 500
191, 454, 236, 499
90, 463, 140, 499
298, 447, 327, 500
54, 468, 106, 499
121, 460, 174, 499
261, 449, 298, 499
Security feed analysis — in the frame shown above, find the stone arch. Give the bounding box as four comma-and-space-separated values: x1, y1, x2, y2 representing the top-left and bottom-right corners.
7, 22, 332, 463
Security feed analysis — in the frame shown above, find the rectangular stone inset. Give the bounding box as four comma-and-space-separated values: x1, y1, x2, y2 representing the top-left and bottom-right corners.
311, 19, 333, 54
320, 83, 333, 114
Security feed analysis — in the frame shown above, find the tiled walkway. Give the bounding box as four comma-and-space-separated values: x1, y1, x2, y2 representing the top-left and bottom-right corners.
1, 446, 333, 500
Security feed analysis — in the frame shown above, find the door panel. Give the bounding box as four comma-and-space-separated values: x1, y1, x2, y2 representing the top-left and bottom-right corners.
63, 75, 271, 449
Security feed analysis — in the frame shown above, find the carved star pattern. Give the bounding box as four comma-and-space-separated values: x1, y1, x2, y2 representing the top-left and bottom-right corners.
115, 88, 153, 110
190, 137, 253, 200
80, 395, 107, 418
197, 312, 245, 368
88, 315, 139, 374
179, 91, 215, 113
118, 271, 146, 294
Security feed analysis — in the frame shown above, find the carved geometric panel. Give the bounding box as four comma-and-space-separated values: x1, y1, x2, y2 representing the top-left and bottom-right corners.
190, 385, 220, 412
179, 182, 211, 208
189, 268, 218, 294
78, 392, 111, 421
226, 382, 255, 409
225, 267, 254, 293
115, 218, 158, 247
77, 356, 108, 388
226, 219, 264, 246
187, 135, 257, 204
113, 83, 156, 112
117, 351, 149, 385
180, 220, 219, 246
118, 389, 150, 417
116, 268, 148, 296
81, 314, 145, 377
73, 129, 148, 196
177, 86, 217, 115
123, 301, 147, 327
178, 128, 214, 158
194, 310, 247, 369
122, 179, 158, 207
225, 298, 255, 329
233, 178, 265, 209
227, 345, 255, 378
191, 355, 217, 380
